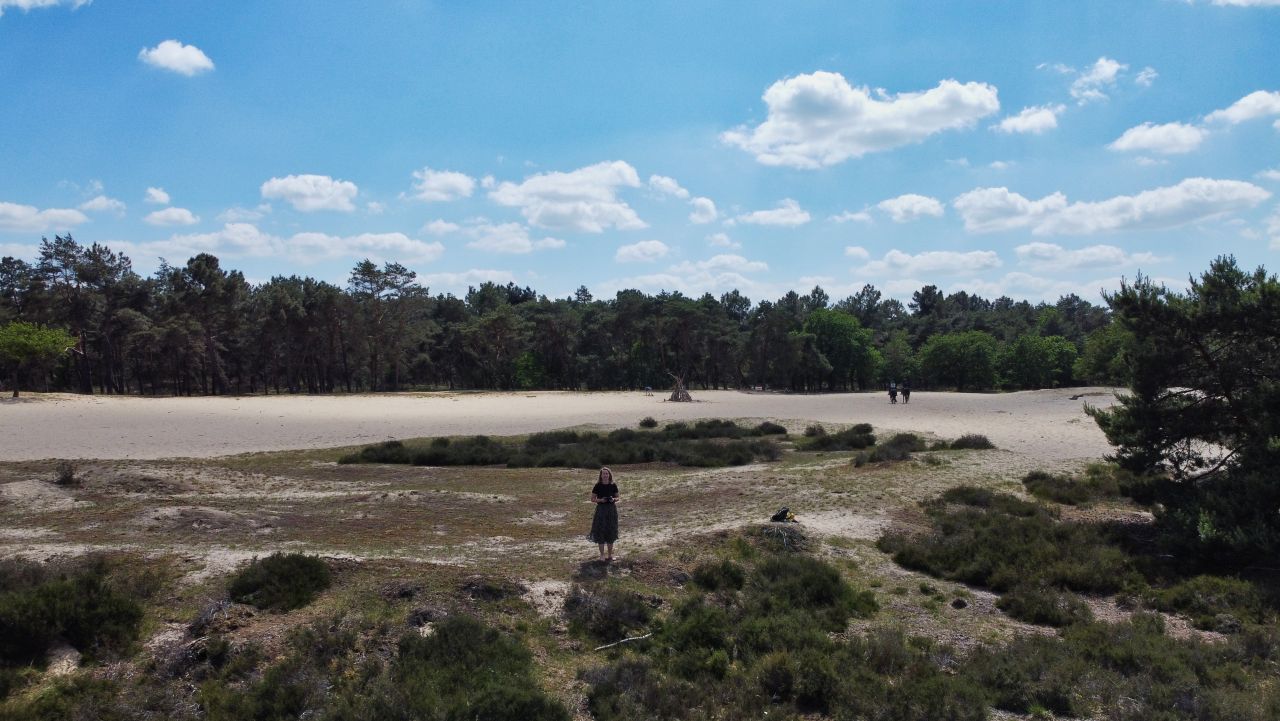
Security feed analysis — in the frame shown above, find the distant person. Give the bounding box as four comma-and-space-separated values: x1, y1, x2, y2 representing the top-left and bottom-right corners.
888, 381, 898, 404
588, 466, 620, 561
901, 383, 911, 404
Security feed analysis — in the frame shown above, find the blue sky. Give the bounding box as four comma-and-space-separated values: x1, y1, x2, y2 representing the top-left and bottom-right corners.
1, 1, 1278, 304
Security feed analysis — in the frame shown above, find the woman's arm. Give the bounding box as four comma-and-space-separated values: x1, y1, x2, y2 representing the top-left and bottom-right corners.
590, 493, 600, 504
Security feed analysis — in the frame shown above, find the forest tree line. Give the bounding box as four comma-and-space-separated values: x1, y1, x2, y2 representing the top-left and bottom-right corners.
0, 235, 1130, 396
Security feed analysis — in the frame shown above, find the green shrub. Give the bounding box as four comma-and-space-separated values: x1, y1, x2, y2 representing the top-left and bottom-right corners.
997, 585, 1095, 627
755, 421, 786, 435
690, 560, 745, 592
1145, 575, 1265, 629
947, 434, 995, 450
746, 556, 877, 631
227, 553, 331, 612
804, 424, 876, 451
564, 585, 653, 643
803, 424, 825, 437
340, 421, 781, 469
860, 432, 926, 463
0, 559, 143, 674
639, 417, 658, 428
1022, 466, 1121, 505
877, 490, 1139, 594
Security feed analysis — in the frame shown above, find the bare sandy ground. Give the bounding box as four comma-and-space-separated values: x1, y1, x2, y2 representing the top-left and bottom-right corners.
0, 388, 1119, 462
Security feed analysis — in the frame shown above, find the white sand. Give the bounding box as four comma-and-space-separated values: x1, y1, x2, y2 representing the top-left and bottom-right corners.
0, 388, 1119, 462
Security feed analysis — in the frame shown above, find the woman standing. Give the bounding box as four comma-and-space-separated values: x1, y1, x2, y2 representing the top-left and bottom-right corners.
588, 467, 620, 561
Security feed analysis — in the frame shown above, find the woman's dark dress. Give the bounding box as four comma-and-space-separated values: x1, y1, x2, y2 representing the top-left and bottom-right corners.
589, 482, 619, 543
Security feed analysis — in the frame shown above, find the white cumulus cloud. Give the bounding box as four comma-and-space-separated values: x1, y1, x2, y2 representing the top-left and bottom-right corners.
1205, 90, 1280, 125
994, 104, 1065, 134
144, 187, 170, 204
858, 249, 1002, 277
669, 254, 768, 274
954, 178, 1270, 235
78, 195, 125, 214
420, 269, 517, 291
648, 175, 690, 199
138, 40, 215, 76
285, 232, 445, 263
707, 232, 740, 249
408, 167, 475, 202
1070, 57, 1127, 104
688, 197, 718, 224
144, 207, 199, 226
422, 219, 460, 235
0, 0, 91, 18
1135, 67, 1158, 87
261, 174, 359, 212
1256, 168, 1280, 182
733, 198, 811, 226
0, 201, 87, 232
721, 71, 999, 168
489, 160, 646, 232
830, 210, 873, 224
1014, 242, 1161, 271
464, 222, 564, 254
1109, 122, 1207, 154
615, 240, 670, 263
844, 246, 871, 260
877, 194, 944, 222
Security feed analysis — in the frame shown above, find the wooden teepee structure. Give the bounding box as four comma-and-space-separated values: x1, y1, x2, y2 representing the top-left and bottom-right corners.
667, 372, 692, 402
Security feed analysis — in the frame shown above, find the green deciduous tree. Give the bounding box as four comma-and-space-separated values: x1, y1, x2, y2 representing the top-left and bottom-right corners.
919, 331, 999, 391
0, 321, 75, 397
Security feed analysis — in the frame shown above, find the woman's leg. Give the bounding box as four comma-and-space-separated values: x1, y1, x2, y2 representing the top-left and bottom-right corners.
606, 542, 614, 560
597, 543, 606, 560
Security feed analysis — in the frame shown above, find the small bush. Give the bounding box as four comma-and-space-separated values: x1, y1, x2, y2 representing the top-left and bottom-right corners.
997, 585, 1094, 627
53, 460, 78, 486
948, 434, 995, 450
227, 553, 331, 612
861, 432, 926, 463
1145, 575, 1265, 629
564, 585, 653, 643
803, 424, 826, 437
804, 424, 876, 451
639, 417, 658, 428
1023, 466, 1121, 506
755, 421, 786, 435
690, 560, 745, 592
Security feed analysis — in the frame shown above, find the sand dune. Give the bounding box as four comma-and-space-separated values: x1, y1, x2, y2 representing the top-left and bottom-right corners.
0, 388, 1120, 462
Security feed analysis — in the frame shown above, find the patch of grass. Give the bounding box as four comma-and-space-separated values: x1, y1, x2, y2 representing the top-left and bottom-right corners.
338, 420, 783, 469
1144, 575, 1266, 630
227, 553, 331, 612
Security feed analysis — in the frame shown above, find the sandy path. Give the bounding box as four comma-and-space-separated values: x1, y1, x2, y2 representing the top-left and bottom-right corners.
0, 388, 1119, 462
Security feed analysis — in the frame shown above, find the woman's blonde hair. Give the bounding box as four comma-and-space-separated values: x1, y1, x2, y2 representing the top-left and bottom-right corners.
598, 467, 614, 483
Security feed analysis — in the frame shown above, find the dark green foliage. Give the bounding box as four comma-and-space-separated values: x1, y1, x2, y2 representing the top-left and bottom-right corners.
996, 585, 1094, 627
227, 553, 331, 612
1022, 465, 1121, 505
564, 584, 654, 643
946, 433, 995, 450
878, 490, 1139, 594
999, 333, 1077, 389
919, 330, 999, 390
803, 423, 825, 437
1088, 257, 1280, 560
747, 555, 878, 630
690, 559, 746, 592
0, 676, 129, 721
0, 558, 143, 679
966, 614, 1280, 720
340, 421, 783, 469
859, 432, 926, 463
1074, 322, 1133, 385
1144, 575, 1266, 630
638, 416, 657, 428
754, 420, 786, 435
803, 422, 875, 451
